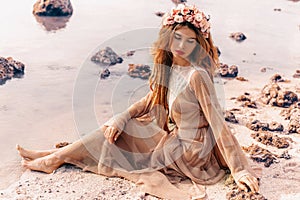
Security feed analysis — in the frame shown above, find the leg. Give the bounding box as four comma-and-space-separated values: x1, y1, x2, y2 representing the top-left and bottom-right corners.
16, 144, 59, 160
22, 153, 64, 174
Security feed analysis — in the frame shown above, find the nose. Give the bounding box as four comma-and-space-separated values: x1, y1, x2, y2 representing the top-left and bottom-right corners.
178, 40, 185, 49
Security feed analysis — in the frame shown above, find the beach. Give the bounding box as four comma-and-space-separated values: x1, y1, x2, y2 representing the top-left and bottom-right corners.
0, 0, 300, 199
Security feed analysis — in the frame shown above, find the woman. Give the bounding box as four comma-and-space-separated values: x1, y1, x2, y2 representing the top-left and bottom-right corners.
17, 4, 259, 199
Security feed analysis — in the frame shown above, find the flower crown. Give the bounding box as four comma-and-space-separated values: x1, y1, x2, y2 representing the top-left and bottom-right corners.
162, 4, 211, 38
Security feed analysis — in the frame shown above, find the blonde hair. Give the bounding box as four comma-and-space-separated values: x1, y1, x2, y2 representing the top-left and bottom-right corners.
149, 22, 219, 131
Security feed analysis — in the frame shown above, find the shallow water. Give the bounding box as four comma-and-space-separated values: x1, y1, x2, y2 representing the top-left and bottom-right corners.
0, 0, 299, 189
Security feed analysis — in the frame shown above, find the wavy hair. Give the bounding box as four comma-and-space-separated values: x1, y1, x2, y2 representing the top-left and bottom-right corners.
149, 22, 219, 132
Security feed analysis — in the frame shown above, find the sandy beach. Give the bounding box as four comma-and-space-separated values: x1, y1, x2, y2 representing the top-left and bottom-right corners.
0, 0, 300, 199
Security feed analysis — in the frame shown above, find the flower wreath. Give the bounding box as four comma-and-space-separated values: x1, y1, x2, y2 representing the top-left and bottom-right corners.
162, 4, 211, 38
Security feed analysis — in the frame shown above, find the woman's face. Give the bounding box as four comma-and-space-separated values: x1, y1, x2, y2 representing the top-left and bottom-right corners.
170, 26, 197, 63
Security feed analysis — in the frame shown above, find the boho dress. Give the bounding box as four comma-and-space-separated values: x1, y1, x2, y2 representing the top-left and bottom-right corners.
54, 65, 257, 199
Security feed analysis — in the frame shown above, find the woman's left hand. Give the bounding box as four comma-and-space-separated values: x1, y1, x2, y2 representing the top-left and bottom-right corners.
102, 125, 121, 144
237, 174, 259, 193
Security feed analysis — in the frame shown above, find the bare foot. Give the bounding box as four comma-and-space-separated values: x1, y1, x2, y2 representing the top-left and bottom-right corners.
21, 154, 63, 174
16, 144, 58, 160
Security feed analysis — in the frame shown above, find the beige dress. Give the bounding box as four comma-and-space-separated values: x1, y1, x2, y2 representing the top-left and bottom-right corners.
55, 65, 257, 199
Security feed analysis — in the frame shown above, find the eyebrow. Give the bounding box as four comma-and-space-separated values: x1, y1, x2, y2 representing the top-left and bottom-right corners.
174, 32, 196, 40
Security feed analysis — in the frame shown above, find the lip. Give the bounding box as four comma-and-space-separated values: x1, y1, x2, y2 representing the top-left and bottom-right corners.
175, 50, 185, 55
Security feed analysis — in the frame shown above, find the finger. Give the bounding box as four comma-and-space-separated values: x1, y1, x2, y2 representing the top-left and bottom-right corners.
108, 128, 118, 144
237, 181, 248, 192
114, 131, 122, 142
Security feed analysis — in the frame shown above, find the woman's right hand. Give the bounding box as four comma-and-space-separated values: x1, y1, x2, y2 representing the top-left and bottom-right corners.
102, 125, 122, 144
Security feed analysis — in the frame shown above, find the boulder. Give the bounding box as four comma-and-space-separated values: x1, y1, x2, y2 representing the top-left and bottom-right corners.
218, 63, 238, 77
91, 47, 123, 66
292, 70, 300, 78
229, 32, 247, 42
0, 57, 25, 85
128, 64, 151, 79
33, 0, 73, 16
261, 83, 298, 107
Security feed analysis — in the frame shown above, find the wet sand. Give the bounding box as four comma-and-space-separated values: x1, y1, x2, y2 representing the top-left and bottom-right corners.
0, 0, 300, 199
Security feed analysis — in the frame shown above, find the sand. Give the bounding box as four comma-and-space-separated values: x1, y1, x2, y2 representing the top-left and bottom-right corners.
1, 75, 300, 200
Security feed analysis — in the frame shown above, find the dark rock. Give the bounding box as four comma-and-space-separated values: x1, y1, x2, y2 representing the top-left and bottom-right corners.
216, 46, 221, 57
268, 121, 284, 131
171, 0, 187, 5
236, 76, 248, 81
250, 132, 291, 148
0, 57, 25, 85
274, 8, 282, 11
279, 151, 291, 160
246, 120, 269, 131
246, 119, 284, 132
270, 73, 286, 82
155, 11, 165, 17
128, 64, 151, 79
292, 70, 300, 78
33, 0, 73, 16
55, 142, 70, 148
261, 83, 298, 107
91, 47, 123, 66
236, 93, 257, 108
218, 63, 238, 77
242, 144, 278, 167
100, 68, 110, 79
226, 185, 267, 200
224, 111, 238, 123
288, 108, 300, 134
229, 32, 247, 42
260, 67, 267, 72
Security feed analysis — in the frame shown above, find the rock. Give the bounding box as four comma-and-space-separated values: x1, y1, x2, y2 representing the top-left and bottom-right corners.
91, 47, 123, 66
226, 185, 267, 200
0, 57, 25, 85
216, 46, 221, 57
246, 120, 269, 131
171, 0, 187, 5
229, 32, 247, 42
250, 132, 291, 148
274, 8, 282, 11
224, 111, 238, 123
268, 121, 284, 131
100, 68, 110, 79
155, 11, 165, 17
279, 151, 291, 160
236, 93, 257, 108
218, 63, 238, 77
55, 142, 70, 148
236, 76, 248, 81
246, 119, 284, 132
260, 67, 267, 72
270, 73, 286, 82
33, 0, 73, 16
128, 64, 151, 79
292, 70, 300, 78
261, 83, 298, 107
288, 108, 300, 134
242, 144, 278, 167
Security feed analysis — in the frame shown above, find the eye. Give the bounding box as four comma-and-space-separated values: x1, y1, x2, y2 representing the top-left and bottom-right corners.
187, 39, 195, 44
174, 34, 181, 40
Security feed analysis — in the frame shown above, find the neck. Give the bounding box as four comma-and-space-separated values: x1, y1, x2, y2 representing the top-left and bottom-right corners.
172, 57, 191, 67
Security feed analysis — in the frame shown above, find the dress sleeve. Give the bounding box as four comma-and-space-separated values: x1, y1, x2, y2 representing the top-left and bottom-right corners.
103, 91, 153, 132
189, 69, 257, 182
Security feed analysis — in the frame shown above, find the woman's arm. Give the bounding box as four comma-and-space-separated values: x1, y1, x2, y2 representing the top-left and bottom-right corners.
103, 91, 153, 138
189, 68, 259, 192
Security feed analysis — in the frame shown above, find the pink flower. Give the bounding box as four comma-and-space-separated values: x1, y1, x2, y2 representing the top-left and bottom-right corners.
194, 13, 203, 22
185, 14, 194, 22
174, 15, 184, 23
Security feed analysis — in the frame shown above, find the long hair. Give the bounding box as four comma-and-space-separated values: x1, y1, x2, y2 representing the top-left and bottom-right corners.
149, 22, 219, 132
